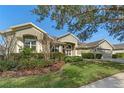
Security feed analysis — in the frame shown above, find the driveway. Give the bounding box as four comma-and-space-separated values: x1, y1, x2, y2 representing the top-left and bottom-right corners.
81, 73, 124, 88
101, 58, 124, 63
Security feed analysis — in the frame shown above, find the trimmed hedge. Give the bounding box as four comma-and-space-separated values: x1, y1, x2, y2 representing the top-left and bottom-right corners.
81, 53, 94, 59
64, 56, 83, 63
10, 53, 44, 61
81, 53, 102, 59
17, 59, 53, 70
0, 60, 53, 71
112, 53, 124, 59
96, 54, 102, 59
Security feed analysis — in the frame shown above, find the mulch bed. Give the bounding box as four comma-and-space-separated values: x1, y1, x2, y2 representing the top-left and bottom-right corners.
0, 61, 65, 77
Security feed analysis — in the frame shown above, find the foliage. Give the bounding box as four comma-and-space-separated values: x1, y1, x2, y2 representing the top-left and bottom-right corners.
0, 61, 124, 87
0, 61, 18, 72
32, 53, 44, 59
64, 56, 83, 63
20, 48, 33, 60
96, 54, 102, 59
0, 32, 16, 61
0, 59, 53, 71
112, 53, 124, 58
17, 59, 52, 70
50, 52, 65, 61
33, 5, 124, 41
82, 53, 94, 59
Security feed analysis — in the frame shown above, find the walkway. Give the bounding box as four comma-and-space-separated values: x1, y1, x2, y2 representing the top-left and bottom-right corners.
101, 58, 124, 63
81, 73, 124, 88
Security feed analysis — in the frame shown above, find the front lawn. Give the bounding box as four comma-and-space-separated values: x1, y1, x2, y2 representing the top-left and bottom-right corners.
0, 61, 124, 88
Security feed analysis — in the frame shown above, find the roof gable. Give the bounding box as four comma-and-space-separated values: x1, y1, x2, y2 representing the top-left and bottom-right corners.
78, 39, 114, 49
2, 22, 47, 34
58, 33, 80, 41
97, 39, 114, 49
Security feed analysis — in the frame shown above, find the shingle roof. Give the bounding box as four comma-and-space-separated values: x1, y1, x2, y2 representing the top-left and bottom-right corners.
114, 43, 124, 50
77, 39, 115, 49
86, 39, 105, 48
77, 39, 105, 49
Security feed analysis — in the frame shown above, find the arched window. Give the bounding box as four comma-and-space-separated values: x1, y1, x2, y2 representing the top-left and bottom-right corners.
23, 35, 37, 51
66, 44, 72, 50
65, 44, 72, 56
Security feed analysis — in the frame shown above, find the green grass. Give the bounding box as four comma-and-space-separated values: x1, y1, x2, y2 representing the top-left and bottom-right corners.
0, 61, 124, 88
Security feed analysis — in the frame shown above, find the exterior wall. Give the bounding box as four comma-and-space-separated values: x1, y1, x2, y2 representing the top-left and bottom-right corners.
98, 41, 113, 51
58, 34, 79, 47
113, 50, 124, 54
15, 27, 44, 40
58, 34, 79, 56
36, 41, 43, 53
72, 50, 77, 56
16, 40, 24, 53
6, 27, 44, 53
76, 49, 91, 56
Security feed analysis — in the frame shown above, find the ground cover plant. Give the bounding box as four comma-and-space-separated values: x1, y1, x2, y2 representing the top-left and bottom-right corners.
0, 60, 124, 88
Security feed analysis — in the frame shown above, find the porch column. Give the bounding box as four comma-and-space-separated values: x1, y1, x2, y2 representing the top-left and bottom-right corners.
59, 45, 63, 53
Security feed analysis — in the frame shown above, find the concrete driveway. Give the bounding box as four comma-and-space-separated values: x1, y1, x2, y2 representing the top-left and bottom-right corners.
81, 73, 124, 88
101, 58, 124, 63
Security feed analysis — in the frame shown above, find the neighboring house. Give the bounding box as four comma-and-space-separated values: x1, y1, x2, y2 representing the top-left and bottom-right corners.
0, 22, 124, 58
113, 44, 124, 54
76, 39, 114, 58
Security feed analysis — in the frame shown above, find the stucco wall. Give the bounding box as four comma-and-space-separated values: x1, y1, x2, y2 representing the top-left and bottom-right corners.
76, 49, 91, 56
58, 34, 79, 47
113, 50, 124, 54
6, 27, 45, 53
98, 41, 113, 50
15, 27, 44, 41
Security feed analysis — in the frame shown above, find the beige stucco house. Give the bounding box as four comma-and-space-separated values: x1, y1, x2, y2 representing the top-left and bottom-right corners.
0, 22, 124, 58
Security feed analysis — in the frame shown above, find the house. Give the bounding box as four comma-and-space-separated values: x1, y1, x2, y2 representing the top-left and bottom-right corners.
0, 22, 124, 58
76, 39, 115, 58
113, 44, 124, 54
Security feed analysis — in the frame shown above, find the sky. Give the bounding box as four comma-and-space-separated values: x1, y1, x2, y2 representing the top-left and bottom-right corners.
0, 5, 123, 44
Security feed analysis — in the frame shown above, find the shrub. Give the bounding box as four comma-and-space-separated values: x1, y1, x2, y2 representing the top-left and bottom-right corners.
0, 61, 18, 72
50, 52, 65, 61
10, 53, 44, 61
64, 56, 83, 63
112, 54, 117, 58
32, 53, 44, 59
10, 53, 21, 61
20, 48, 33, 60
112, 53, 124, 59
96, 54, 102, 59
81, 53, 94, 59
17, 59, 53, 70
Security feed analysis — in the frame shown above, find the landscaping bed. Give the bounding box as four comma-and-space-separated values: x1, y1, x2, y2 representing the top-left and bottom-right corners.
0, 61, 65, 77
0, 60, 124, 88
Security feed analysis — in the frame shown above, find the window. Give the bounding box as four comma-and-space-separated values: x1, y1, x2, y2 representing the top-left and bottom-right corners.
51, 45, 59, 52
66, 44, 72, 50
65, 44, 72, 56
23, 35, 37, 51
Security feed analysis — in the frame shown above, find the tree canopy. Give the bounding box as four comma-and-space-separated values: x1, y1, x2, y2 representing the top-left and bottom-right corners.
32, 5, 124, 41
